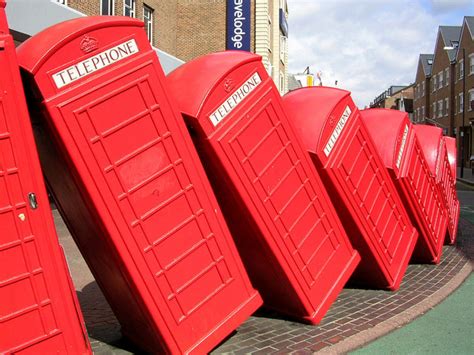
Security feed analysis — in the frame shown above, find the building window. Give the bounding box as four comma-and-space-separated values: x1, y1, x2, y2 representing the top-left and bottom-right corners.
266, 62, 273, 77
280, 71, 285, 95
101, 0, 115, 15
445, 68, 449, 87
468, 90, 474, 111
438, 100, 443, 118
438, 72, 443, 89
124, 0, 135, 17
444, 98, 449, 116
459, 59, 464, 79
422, 81, 425, 96
433, 102, 436, 118
470, 54, 474, 75
280, 36, 287, 62
459, 93, 464, 113
143, 5, 154, 43
432, 77, 436, 92
422, 106, 425, 119
268, 16, 272, 53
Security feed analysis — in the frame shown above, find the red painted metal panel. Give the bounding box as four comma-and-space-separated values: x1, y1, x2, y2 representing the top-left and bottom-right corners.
444, 137, 457, 181
0, 2, 90, 353
414, 126, 459, 244
283, 87, 418, 290
360, 109, 448, 263
167, 51, 360, 324
16, 17, 261, 354
443, 136, 459, 244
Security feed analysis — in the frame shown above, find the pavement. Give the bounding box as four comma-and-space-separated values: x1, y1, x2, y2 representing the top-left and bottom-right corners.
55, 180, 474, 354
351, 274, 474, 355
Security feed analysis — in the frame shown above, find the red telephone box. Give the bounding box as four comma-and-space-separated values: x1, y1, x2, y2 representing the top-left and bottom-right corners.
0, 2, 90, 353
444, 137, 457, 181
17, 17, 262, 354
443, 137, 459, 244
414, 126, 459, 244
360, 109, 448, 263
167, 51, 360, 324
282, 87, 418, 290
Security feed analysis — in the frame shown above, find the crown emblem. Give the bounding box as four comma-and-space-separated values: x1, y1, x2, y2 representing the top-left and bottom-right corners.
80, 36, 99, 53
224, 78, 235, 93
329, 116, 335, 126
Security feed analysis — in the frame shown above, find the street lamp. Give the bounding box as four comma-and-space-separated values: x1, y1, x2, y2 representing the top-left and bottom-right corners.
444, 45, 466, 178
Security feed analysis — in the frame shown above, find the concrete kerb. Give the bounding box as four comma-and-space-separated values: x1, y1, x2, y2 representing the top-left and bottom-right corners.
458, 178, 474, 187
318, 262, 473, 354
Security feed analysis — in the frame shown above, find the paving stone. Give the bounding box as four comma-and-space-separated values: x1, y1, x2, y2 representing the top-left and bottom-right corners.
50, 207, 473, 354
309, 341, 330, 352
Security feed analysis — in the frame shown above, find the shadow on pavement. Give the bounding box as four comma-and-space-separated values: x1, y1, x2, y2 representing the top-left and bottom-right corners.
76, 281, 145, 354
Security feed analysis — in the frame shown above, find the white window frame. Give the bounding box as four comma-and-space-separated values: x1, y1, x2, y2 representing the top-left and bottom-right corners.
445, 68, 449, 87
280, 36, 287, 62
438, 100, 443, 118
432, 77, 436, 92
438, 71, 443, 89
468, 89, 474, 112
422, 81, 425, 96
459, 93, 464, 113
422, 106, 425, 119
101, 0, 115, 15
279, 71, 285, 95
469, 54, 474, 75
444, 98, 449, 116
124, 0, 135, 17
433, 102, 437, 118
143, 5, 154, 43
459, 59, 464, 79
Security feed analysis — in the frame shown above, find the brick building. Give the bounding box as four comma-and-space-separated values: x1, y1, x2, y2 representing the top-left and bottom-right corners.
453, 17, 474, 168
411, 17, 473, 170
428, 26, 461, 135
58, 0, 289, 93
369, 85, 414, 120
413, 54, 433, 124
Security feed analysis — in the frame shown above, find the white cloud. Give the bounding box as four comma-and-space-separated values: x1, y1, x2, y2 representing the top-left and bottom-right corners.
286, 0, 468, 107
430, 0, 472, 13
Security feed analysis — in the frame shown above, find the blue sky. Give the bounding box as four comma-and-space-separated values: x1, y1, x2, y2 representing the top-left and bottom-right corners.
287, 0, 472, 107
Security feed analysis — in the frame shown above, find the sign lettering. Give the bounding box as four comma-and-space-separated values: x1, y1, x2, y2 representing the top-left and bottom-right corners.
226, 0, 251, 51
396, 125, 409, 168
52, 39, 139, 89
210, 72, 261, 126
324, 106, 352, 157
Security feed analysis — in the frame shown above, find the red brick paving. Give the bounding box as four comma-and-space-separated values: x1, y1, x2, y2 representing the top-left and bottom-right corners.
55, 209, 473, 354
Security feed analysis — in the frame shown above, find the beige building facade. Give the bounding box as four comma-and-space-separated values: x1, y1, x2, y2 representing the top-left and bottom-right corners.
60, 0, 289, 93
